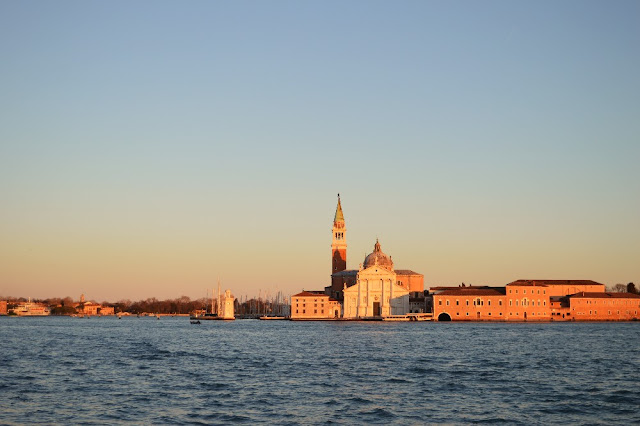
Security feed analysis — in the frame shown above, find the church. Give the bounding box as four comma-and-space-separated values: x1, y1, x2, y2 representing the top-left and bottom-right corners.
326, 196, 424, 318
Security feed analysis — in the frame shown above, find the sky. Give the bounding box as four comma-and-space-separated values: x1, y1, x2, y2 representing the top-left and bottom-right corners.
1, 1, 638, 302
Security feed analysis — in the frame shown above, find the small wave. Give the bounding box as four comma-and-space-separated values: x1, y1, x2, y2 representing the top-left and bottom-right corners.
359, 407, 396, 419
346, 396, 372, 405
199, 382, 230, 391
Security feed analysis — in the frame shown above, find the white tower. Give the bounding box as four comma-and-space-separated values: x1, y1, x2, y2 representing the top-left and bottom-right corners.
221, 290, 235, 320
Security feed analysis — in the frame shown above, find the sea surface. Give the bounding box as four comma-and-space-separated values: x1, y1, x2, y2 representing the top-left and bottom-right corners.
1, 317, 639, 425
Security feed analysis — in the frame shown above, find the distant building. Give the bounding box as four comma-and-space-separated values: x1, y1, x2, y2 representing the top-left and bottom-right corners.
567, 292, 640, 321
0, 301, 7, 315
81, 302, 101, 316
99, 306, 115, 316
432, 280, 640, 321
321, 195, 423, 319
290, 291, 341, 320
221, 290, 235, 320
342, 241, 410, 318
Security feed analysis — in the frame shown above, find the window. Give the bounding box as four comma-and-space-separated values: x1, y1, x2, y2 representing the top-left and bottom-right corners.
296, 310, 298, 313
515, 289, 518, 294
488, 300, 491, 306
456, 300, 459, 306
524, 290, 526, 294
438, 300, 442, 306
303, 310, 306, 314
314, 309, 317, 314
509, 300, 512, 307
499, 300, 502, 306
446, 300, 450, 306
466, 312, 469, 316
466, 300, 469, 306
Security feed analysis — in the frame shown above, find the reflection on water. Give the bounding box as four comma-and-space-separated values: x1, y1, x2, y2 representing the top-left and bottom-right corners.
1, 317, 639, 424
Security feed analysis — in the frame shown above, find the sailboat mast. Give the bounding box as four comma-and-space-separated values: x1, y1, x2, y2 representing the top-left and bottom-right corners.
217, 278, 221, 315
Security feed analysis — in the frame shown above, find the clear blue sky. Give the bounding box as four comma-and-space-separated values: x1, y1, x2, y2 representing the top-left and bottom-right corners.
1, 1, 638, 302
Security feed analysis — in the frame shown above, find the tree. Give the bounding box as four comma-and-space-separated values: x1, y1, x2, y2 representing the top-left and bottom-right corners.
612, 283, 627, 293
627, 282, 637, 294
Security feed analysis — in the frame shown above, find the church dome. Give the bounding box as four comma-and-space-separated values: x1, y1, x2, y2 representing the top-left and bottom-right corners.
363, 239, 393, 270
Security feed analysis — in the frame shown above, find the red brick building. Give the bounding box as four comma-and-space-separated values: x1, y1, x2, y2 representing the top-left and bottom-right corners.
432, 280, 639, 322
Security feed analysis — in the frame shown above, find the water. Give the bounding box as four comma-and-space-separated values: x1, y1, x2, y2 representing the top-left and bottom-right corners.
1, 317, 639, 425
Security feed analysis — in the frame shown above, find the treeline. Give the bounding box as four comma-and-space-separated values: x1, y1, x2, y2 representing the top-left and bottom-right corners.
609, 283, 637, 294
2, 295, 211, 315
2, 294, 292, 316
113, 297, 210, 315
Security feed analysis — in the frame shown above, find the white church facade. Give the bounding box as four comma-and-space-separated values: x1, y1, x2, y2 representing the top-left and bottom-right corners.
342, 252, 411, 318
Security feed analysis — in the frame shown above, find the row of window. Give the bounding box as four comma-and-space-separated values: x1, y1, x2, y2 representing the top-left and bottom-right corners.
581, 300, 639, 306
575, 310, 638, 315
438, 298, 547, 308
509, 288, 546, 295
451, 311, 547, 317
509, 299, 547, 307
295, 309, 325, 314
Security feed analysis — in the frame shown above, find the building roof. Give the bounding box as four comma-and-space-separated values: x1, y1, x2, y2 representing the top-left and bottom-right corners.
430, 285, 501, 291
334, 195, 344, 223
292, 291, 327, 298
436, 288, 506, 297
508, 280, 604, 287
395, 270, 423, 276
332, 269, 358, 277
569, 292, 640, 299
363, 239, 393, 270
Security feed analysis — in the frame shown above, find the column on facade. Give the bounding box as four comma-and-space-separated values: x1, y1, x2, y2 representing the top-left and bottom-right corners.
381, 279, 385, 316
356, 278, 361, 318
390, 279, 393, 315
366, 280, 370, 317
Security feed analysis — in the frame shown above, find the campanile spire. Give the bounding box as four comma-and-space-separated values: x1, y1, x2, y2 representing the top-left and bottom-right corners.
331, 194, 347, 273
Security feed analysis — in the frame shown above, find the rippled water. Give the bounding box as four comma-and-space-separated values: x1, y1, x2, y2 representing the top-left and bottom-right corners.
1, 317, 639, 424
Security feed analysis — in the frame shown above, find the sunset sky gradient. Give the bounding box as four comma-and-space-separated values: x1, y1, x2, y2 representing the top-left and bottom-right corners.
1, 1, 638, 301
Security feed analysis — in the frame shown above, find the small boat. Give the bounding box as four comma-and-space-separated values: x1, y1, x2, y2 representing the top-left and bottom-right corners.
190, 320, 201, 325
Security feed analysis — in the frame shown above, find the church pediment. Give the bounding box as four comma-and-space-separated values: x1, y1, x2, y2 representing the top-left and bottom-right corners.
358, 265, 396, 279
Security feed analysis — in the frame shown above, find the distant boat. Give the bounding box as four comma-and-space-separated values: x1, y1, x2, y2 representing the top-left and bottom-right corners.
190, 313, 226, 321
190, 320, 201, 325
259, 316, 287, 320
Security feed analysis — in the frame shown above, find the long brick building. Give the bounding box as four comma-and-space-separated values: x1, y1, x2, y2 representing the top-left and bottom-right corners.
432, 280, 640, 321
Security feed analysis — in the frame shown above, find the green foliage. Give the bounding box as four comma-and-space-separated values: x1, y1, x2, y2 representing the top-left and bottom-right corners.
50, 306, 77, 316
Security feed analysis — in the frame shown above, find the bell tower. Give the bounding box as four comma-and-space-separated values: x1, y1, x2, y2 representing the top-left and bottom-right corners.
332, 194, 347, 273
